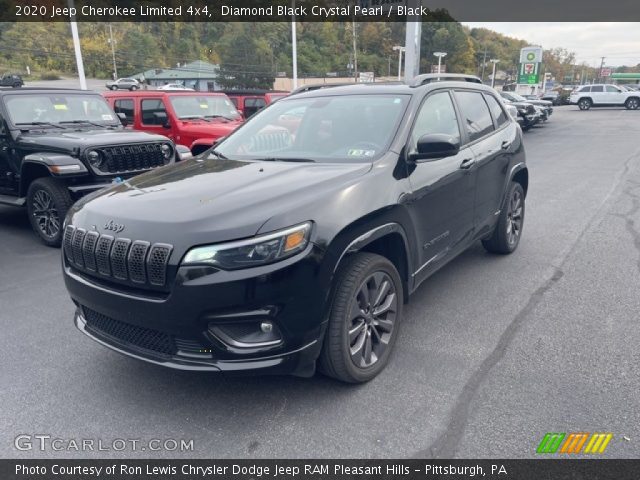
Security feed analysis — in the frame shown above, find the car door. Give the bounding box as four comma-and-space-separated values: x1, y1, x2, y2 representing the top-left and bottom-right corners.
605, 85, 625, 105
140, 97, 174, 140
405, 89, 477, 281
0, 111, 14, 193
468, 92, 514, 233
590, 85, 605, 104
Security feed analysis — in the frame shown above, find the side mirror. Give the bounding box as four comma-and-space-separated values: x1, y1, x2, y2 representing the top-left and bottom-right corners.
153, 111, 170, 128
409, 134, 460, 162
116, 112, 129, 126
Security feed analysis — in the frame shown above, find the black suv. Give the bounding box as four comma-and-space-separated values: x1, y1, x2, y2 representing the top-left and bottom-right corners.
0, 88, 179, 246
0, 73, 24, 88
62, 75, 528, 383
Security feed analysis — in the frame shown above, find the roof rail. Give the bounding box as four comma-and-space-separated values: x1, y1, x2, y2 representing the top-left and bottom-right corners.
290, 83, 355, 95
410, 73, 483, 87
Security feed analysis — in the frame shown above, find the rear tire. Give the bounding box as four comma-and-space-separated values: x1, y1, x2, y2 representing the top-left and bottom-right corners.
319, 253, 403, 383
578, 98, 592, 110
482, 182, 525, 255
27, 177, 73, 247
625, 97, 639, 110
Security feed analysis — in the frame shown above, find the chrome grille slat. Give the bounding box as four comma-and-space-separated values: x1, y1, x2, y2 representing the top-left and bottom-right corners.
65, 225, 172, 289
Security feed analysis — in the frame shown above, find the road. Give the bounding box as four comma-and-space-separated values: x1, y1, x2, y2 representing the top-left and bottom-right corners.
1, 107, 639, 459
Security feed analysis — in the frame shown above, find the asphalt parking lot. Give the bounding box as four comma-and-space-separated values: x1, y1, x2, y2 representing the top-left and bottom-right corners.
1, 107, 639, 459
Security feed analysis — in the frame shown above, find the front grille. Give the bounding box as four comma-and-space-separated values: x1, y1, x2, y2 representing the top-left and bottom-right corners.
83, 307, 177, 356
526, 105, 536, 114
92, 143, 166, 174
64, 225, 172, 289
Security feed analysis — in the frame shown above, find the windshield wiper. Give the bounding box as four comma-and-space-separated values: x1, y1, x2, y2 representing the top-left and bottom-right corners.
210, 149, 228, 159
255, 157, 315, 163
15, 121, 65, 129
180, 115, 212, 122
59, 120, 110, 128
204, 114, 234, 121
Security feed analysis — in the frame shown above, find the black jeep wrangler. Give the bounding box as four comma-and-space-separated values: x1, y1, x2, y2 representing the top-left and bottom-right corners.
0, 88, 180, 246
63, 75, 528, 383
0, 73, 24, 88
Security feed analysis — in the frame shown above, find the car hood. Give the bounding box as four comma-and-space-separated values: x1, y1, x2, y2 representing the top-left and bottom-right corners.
15, 128, 170, 154
178, 119, 242, 137
68, 157, 371, 251
526, 99, 553, 107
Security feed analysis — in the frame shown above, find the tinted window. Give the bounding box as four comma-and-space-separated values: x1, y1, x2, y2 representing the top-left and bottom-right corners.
113, 99, 134, 123
411, 91, 460, 146
591, 86, 604, 92
454, 91, 495, 142
606, 85, 621, 93
244, 98, 267, 117
579, 86, 591, 92
484, 94, 509, 127
141, 99, 167, 125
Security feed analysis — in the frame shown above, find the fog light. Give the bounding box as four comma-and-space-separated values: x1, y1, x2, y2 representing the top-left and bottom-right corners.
260, 321, 273, 333
208, 321, 282, 349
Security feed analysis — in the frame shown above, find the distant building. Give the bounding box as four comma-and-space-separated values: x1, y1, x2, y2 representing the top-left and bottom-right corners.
132, 60, 220, 91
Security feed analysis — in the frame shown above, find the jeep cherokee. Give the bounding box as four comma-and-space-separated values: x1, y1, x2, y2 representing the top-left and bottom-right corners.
62, 75, 528, 383
0, 88, 180, 246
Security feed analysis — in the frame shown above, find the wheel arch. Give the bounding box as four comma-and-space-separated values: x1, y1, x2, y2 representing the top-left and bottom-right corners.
20, 161, 51, 196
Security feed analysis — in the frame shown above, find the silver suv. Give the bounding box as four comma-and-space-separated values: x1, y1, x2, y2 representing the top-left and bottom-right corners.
105, 78, 140, 91
570, 84, 640, 110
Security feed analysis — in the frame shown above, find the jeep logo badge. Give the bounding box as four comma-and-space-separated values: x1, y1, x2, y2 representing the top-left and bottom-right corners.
104, 220, 125, 233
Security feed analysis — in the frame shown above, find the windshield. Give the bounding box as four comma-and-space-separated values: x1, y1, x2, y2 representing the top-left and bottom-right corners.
169, 95, 241, 120
5, 94, 119, 126
213, 94, 410, 163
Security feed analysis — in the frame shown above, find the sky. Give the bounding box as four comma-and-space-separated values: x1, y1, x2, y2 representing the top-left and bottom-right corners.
462, 23, 640, 67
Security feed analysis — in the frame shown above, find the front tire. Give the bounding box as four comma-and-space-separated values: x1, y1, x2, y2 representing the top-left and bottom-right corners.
319, 252, 403, 383
482, 182, 525, 255
27, 177, 73, 247
578, 98, 592, 110
625, 97, 639, 110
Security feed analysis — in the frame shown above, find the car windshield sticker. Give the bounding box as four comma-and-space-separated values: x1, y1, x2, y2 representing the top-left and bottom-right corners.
101, 114, 113, 121
200, 104, 208, 109
53, 104, 68, 110
348, 149, 375, 157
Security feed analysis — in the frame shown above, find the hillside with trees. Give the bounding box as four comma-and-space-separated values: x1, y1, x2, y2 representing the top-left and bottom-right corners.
0, 21, 636, 88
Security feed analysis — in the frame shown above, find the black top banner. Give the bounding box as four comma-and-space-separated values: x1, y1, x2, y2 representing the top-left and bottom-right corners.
3, 459, 640, 480
2, 0, 640, 22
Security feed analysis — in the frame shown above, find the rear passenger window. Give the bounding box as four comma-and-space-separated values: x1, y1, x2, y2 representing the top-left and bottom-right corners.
411, 91, 460, 146
591, 86, 604, 92
141, 99, 167, 125
484, 94, 509, 127
113, 99, 134, 123
454, 91, 495, 142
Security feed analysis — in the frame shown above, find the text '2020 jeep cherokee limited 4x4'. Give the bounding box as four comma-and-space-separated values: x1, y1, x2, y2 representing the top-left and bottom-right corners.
0, 88, 182, 246
62, 75, 528, 383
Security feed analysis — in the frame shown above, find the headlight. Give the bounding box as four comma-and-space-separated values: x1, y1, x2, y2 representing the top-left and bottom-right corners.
161, 143, 173, 162
87, 150, 102, 168
182, 222, 311, 270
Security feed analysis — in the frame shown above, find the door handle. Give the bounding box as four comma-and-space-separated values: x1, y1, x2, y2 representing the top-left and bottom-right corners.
459, 158, 475, 170
501, 141, 512, 150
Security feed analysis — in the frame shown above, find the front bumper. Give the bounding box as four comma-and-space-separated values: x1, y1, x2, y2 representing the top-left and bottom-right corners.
64, 243, 331, 377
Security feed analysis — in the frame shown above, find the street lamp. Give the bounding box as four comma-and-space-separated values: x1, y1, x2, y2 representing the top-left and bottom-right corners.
433, 52, 447, 79
490, 59, 500, 88
392, 46, 405, 81
107, 24, 118, 80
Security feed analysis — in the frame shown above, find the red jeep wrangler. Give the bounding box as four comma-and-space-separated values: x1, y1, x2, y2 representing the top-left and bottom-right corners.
221, 90, 289, 119
103, 91, 243, 155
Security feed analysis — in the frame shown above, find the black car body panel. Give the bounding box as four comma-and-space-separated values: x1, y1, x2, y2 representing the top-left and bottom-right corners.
63, 82, 528, 377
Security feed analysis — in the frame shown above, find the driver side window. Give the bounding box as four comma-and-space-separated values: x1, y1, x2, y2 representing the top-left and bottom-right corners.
411, 91, 460, 147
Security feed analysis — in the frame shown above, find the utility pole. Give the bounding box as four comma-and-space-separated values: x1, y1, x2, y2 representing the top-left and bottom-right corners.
108, 24, 118, 80
481, 46, 488, 82
393, 46, 405, 80
490, 59, 500, 88
68, 0, 86, 90
352, 20, 358, 82
599, 56, 605, 83
433, 52, 447, 79
291, 17, 297, 90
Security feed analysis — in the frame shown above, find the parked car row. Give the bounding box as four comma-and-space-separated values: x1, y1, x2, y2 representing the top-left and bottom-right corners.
499, 91, 554, 131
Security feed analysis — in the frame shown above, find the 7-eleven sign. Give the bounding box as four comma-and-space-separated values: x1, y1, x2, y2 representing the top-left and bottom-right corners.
518, 62, 540, 84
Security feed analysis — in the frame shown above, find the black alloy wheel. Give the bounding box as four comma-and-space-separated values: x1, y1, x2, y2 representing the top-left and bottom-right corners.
482, 181, 525, 255
26, 177, 73, 247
